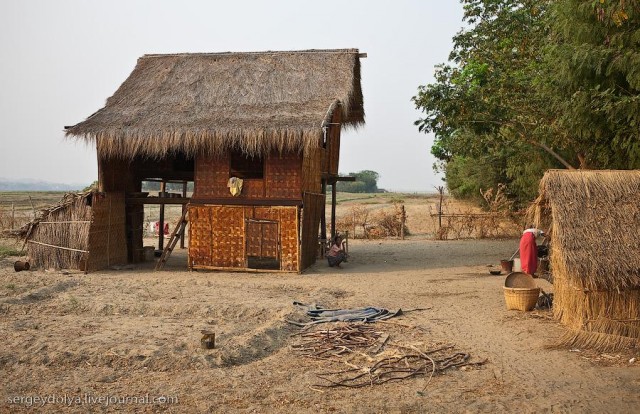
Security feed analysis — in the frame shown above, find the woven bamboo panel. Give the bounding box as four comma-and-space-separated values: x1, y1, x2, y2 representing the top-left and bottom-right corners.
188, 205, 214, 267
211, 206, 245, 268
300, 192, 325, 270
302, 146, 323, 194
194, 155, 230, 198
253, 207, 278, 221
240, 179, 266, 198
266, 152, 302, 198
99, 158, 135, 192
277, 207, 299, 272
87, 192, 128, 271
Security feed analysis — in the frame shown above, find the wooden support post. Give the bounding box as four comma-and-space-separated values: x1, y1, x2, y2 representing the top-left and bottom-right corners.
159, 181, 166, 250
11, 204, 15, 229
331, 182, 337, 239
320, 179, 327, 243
180, 181, 187, 249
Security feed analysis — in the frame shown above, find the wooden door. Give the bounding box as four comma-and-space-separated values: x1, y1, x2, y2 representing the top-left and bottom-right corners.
245, 219, 280, 269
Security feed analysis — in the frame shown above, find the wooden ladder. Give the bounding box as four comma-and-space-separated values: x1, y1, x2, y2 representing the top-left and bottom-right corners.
155, 209, 188, 271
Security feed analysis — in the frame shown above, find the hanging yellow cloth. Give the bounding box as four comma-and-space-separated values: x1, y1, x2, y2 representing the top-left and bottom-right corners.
227, 177, 244, 196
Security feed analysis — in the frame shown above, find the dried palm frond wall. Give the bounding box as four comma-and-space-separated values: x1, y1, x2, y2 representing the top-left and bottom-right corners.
22, 191, 127, 271
533, 170, 640, 350
25, 192, 92, 270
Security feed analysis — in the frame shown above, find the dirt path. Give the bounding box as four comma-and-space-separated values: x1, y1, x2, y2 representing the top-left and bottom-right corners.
1, 238, 639, 413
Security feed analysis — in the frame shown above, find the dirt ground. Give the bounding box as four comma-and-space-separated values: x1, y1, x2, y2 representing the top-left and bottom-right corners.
2, 236, 640, 413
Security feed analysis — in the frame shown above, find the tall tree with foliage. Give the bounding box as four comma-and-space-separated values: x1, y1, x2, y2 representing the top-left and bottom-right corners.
413, 0, 564, 205
414, 0, 640, 206
549, 0, 640, 168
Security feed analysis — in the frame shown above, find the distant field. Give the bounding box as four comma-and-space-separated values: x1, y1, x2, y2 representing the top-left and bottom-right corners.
0, 191, 67, 212
0, 192, 68, 230
1, 190, 509, 239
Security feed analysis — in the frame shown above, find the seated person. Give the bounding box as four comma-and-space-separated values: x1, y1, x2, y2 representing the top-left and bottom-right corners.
326, 235, 346, 268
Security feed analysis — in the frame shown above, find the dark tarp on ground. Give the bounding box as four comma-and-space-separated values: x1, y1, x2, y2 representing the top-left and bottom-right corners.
288, 302, 402, 326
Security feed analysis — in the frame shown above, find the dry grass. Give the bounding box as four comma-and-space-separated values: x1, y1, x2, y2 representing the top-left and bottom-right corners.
534, 169, 640, 350
19, 192, 93, 270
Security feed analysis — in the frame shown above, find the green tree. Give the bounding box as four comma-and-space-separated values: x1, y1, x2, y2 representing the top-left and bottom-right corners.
415, 0, 640, 207
337, 170, 380, 193
414, 0, 564, 205
548, 0, 640, 168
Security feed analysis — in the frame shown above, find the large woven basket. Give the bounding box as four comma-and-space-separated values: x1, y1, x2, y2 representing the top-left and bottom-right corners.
503, 272, 540, 311
503, 287, 541, 311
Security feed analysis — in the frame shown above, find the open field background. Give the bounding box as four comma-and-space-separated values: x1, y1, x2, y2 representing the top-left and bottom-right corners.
0, 191, 519, 243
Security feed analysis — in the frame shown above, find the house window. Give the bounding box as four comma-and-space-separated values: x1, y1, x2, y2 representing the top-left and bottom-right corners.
230, 150, 264, 179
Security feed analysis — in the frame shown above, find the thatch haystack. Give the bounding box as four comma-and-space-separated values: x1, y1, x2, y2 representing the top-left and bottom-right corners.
533, 170, 640, 350
65, 49, 364, 159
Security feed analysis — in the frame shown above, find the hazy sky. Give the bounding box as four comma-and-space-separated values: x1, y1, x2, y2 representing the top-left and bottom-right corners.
0, 1, 463, 191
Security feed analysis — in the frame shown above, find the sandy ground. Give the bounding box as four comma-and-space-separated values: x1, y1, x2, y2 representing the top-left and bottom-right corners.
2, 237, 640, 413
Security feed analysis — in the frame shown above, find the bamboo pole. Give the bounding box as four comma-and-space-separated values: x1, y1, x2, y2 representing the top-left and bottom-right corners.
159, 181, 166, 250
330, 182, 337, 239
320, 179, 327, 243
180, 181, 187, 249
27, 240, 89, 253
38, 221, 92, 224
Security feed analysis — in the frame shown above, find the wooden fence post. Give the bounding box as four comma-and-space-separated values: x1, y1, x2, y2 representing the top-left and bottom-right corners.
437, 186, 444, 230
400, 205, 406, 240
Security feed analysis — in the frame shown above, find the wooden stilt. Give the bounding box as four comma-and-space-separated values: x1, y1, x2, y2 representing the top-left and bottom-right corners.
331, 182, 337, 239
158, 181, 166, 250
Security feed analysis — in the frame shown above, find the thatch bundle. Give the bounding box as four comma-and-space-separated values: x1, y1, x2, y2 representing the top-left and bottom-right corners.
533, 170, 640, 350
65, 49, 365, 159
20, 191, 93, 270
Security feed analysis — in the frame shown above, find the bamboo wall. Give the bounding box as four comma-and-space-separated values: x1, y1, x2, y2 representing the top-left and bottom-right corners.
302, 146, 323, 194
87, 192, 128, 271
193, 152, 302, 200
325, 109, 342, 176
188, 204, 299, 271
300, 192, 325, 270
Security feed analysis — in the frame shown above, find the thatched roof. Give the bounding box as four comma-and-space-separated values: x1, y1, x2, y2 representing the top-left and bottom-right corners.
535, 170, 640, 290
65, 49, 365, 158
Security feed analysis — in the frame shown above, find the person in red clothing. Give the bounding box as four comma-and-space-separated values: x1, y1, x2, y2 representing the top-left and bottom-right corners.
520, 226, 544, 275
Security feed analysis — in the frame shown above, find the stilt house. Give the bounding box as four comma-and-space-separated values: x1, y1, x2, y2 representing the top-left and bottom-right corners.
65, 49, 365, 272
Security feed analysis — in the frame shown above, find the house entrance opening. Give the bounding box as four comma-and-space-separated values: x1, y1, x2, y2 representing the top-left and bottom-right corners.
245, 219, 280, 270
